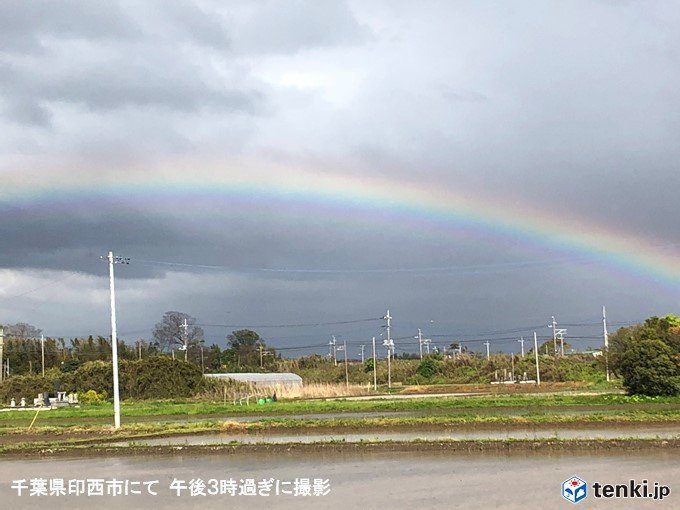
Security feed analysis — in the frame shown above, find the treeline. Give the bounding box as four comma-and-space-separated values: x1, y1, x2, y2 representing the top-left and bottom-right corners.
278, 352, 608, 386
0, 328, 278, 376
0, 357, 250, 404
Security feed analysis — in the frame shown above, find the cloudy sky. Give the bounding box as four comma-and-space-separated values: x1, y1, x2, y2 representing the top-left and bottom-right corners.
1, 0, 679, 356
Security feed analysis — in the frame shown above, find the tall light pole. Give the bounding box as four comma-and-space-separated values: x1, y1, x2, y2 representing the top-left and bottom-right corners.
417, 328, 423, 359
518, 337, 525, 358
484, 341, 490, 361
102, 251, 128, 430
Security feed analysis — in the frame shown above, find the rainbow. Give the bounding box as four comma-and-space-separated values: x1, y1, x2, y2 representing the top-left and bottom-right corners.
1, 158, 679, 289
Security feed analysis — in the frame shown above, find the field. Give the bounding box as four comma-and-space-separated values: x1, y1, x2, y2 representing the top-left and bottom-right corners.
1, 387, 679, 455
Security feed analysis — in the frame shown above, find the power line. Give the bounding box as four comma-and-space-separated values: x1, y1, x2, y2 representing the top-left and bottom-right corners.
197, 317, 382, 329
132, 257, 569, 275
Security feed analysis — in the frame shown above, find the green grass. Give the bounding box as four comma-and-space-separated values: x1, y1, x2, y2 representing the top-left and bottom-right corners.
1, 392, 679, 422
1, 392, 679, 433
1, 410, 679, 455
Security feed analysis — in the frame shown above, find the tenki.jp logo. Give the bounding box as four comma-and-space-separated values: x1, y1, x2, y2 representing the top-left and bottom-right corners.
561, 476, 671, 503
562, 476, 587, 504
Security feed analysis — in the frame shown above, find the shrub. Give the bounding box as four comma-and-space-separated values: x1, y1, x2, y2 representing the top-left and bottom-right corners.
416, 358, 439, 379
79, 389, 107, 404
70, 360, 114, 396
123, 357, 204, 399
619, 339, 680, 396
0, 375, 52, 404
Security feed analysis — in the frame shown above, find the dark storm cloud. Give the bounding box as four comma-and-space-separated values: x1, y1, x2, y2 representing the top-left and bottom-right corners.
1, 1, 678, 345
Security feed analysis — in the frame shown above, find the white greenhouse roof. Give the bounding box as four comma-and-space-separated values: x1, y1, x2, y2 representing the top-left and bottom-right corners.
204, 373, 303, 384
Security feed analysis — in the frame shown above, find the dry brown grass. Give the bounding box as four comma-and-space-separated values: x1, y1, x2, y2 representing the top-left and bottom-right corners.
269, 382, 372, 399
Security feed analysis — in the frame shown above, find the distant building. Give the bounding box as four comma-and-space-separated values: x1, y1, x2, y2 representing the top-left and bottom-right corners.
204, 373, 303, 388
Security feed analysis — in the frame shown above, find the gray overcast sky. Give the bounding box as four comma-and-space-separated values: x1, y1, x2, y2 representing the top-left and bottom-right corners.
1, 0, 679, 355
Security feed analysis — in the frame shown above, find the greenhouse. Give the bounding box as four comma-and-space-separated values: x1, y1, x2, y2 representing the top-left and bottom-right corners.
204, 372, 303, 388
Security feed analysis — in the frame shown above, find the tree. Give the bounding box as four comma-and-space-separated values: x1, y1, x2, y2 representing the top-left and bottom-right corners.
619, 339, 680, 396
610, 316, 680, 379
5, 322, 42, 341
152, 312, 204, 355
224, 330, 273, 369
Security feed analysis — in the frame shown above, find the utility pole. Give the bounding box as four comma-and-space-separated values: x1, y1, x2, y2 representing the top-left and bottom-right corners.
383, 336, 394, 389
200, 341, 205, 373
40, 334, 45, 376
182, 319, 189, 362
550, 316, 567, 356
416, 329, 432, 357
329, 336, 337, 366
557, 328, 567, 356
343, 339, 349, 389
603, 305, 610, 382
360, 344, 365, 364
0, 325, 3, 383
518, 337, 525, 358
259, 344, 264, 368
102, 251, 128, 430
551, 316, 557, 355
534, 332, 541, 385
371, 337, 377, 391
383, 310, 392, 360
510, 353, 515, 382
484, 341, 490, 361
383, 309, 394, 360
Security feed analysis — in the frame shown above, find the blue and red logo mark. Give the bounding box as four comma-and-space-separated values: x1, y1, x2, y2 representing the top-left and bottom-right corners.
562, 476, 587, 504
